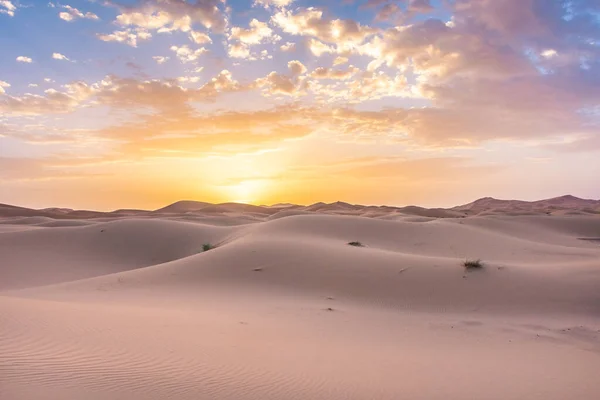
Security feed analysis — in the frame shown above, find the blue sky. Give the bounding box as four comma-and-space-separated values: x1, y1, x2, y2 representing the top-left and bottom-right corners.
1, 0, 600, 209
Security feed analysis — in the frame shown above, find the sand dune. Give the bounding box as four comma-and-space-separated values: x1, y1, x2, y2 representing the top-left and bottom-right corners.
453, 195, 600, 215
3, 194, 598, 222
1, 200, 600, 399
0, 219, 234, 290
153, 200, 213, 214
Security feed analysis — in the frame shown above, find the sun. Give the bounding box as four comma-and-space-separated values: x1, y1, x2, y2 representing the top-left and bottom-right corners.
227, 180, 265, 204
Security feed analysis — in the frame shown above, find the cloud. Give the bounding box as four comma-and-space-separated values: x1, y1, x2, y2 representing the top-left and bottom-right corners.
52, 52, 70, 61
227, 19, 278, 60
152, 56, 170, 64
309, 71, 409, 103
0, 0, 16, 16
58, 13, 73, 21
97, 28, 152, 47
272, 7, 377, 51
310, 66, 359, 80
333, 56, 348, 66
170, 44, 208, 62
0, 81, 95, 116
307, 38, 334, 56
113, 0, 227, 34
230, 19, 273, 45
254, 63, 309, 97
189, 30, 212, 44
0, 68, 244, 118
368, 0, 434, 21
16, 56, 32, 63
101, 105, 315, 159
58, 5, 99, 21
95, 70, 241, 114
0, 80, 10, 94
541, 49, 558, 58
176, 76, 201, 84
409, 0, 434, 13
253, 0, 294, 8
228, 43, 250, 59
255, 73, 301, 96
288, 60, 307, 76
280, 42, 296, 51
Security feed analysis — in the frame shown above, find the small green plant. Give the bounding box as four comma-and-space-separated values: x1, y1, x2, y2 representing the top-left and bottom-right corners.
463, 259, 483, 269
347, 241, 364, 247
202, 243, 215, 252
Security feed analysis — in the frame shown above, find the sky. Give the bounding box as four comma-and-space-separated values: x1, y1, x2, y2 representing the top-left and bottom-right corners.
1, 0, 600, 210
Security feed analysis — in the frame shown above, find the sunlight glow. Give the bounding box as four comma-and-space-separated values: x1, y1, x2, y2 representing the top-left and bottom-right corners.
226, 180, 266, 204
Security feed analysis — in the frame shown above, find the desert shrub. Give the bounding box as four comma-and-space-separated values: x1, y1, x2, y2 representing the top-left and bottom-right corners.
347, 241, 364, 247
202, 243, 215, 252
463, 259, 483, 269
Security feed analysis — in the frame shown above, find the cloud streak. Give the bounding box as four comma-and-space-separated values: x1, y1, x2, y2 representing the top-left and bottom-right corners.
58, 5, 99, 22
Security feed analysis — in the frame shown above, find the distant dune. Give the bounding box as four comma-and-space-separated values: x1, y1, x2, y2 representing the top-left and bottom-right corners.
152, 200, 213, 214
1, 196, 600, 399
2, 195, 599, 222
452, 194, 600, 215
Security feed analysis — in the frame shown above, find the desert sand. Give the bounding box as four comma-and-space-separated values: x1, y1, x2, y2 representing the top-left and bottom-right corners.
1, 196, 600, 400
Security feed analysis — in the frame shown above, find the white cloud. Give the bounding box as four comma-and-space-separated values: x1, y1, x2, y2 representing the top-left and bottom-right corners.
97, 29, 152, 47
253, 0, 294, 8
59, 12, 73, 21
310, 66, 359, 80
254, 68, 308, 97
367, 58, 384, 72
177, 76, 201, 84
0, 0, 16, 16
59, 5, 99, 22
189, 31, 212, 44
230, 19, 273, 45
228, 43, 250, 59
28, 83, 38, 88
308, 38, 334, 56
113, 0, 227, 34
52, 53, 70, 61
280, 42, 296, 52
170, 45, 207, 63
333, 56, 349, 66
153, 56, 170, 64
117, 11, 179, 30
0, 80, 10, 94
16, 56, 32, 63
0, 80, 95, 116
288, 60, 307, 76
272, 7, 376, 48
541, 49, 558, 58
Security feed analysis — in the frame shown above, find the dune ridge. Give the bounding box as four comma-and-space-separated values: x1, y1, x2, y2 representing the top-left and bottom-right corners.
2, 194, 599, 223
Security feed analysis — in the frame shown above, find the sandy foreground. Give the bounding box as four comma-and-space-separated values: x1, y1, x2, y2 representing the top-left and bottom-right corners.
1, 203, 600, 399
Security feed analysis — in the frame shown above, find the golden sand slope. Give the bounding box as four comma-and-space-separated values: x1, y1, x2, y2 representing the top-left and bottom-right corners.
1, 213, 600, 399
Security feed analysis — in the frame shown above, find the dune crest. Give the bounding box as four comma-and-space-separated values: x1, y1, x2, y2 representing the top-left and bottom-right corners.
2, 194, 599, 222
